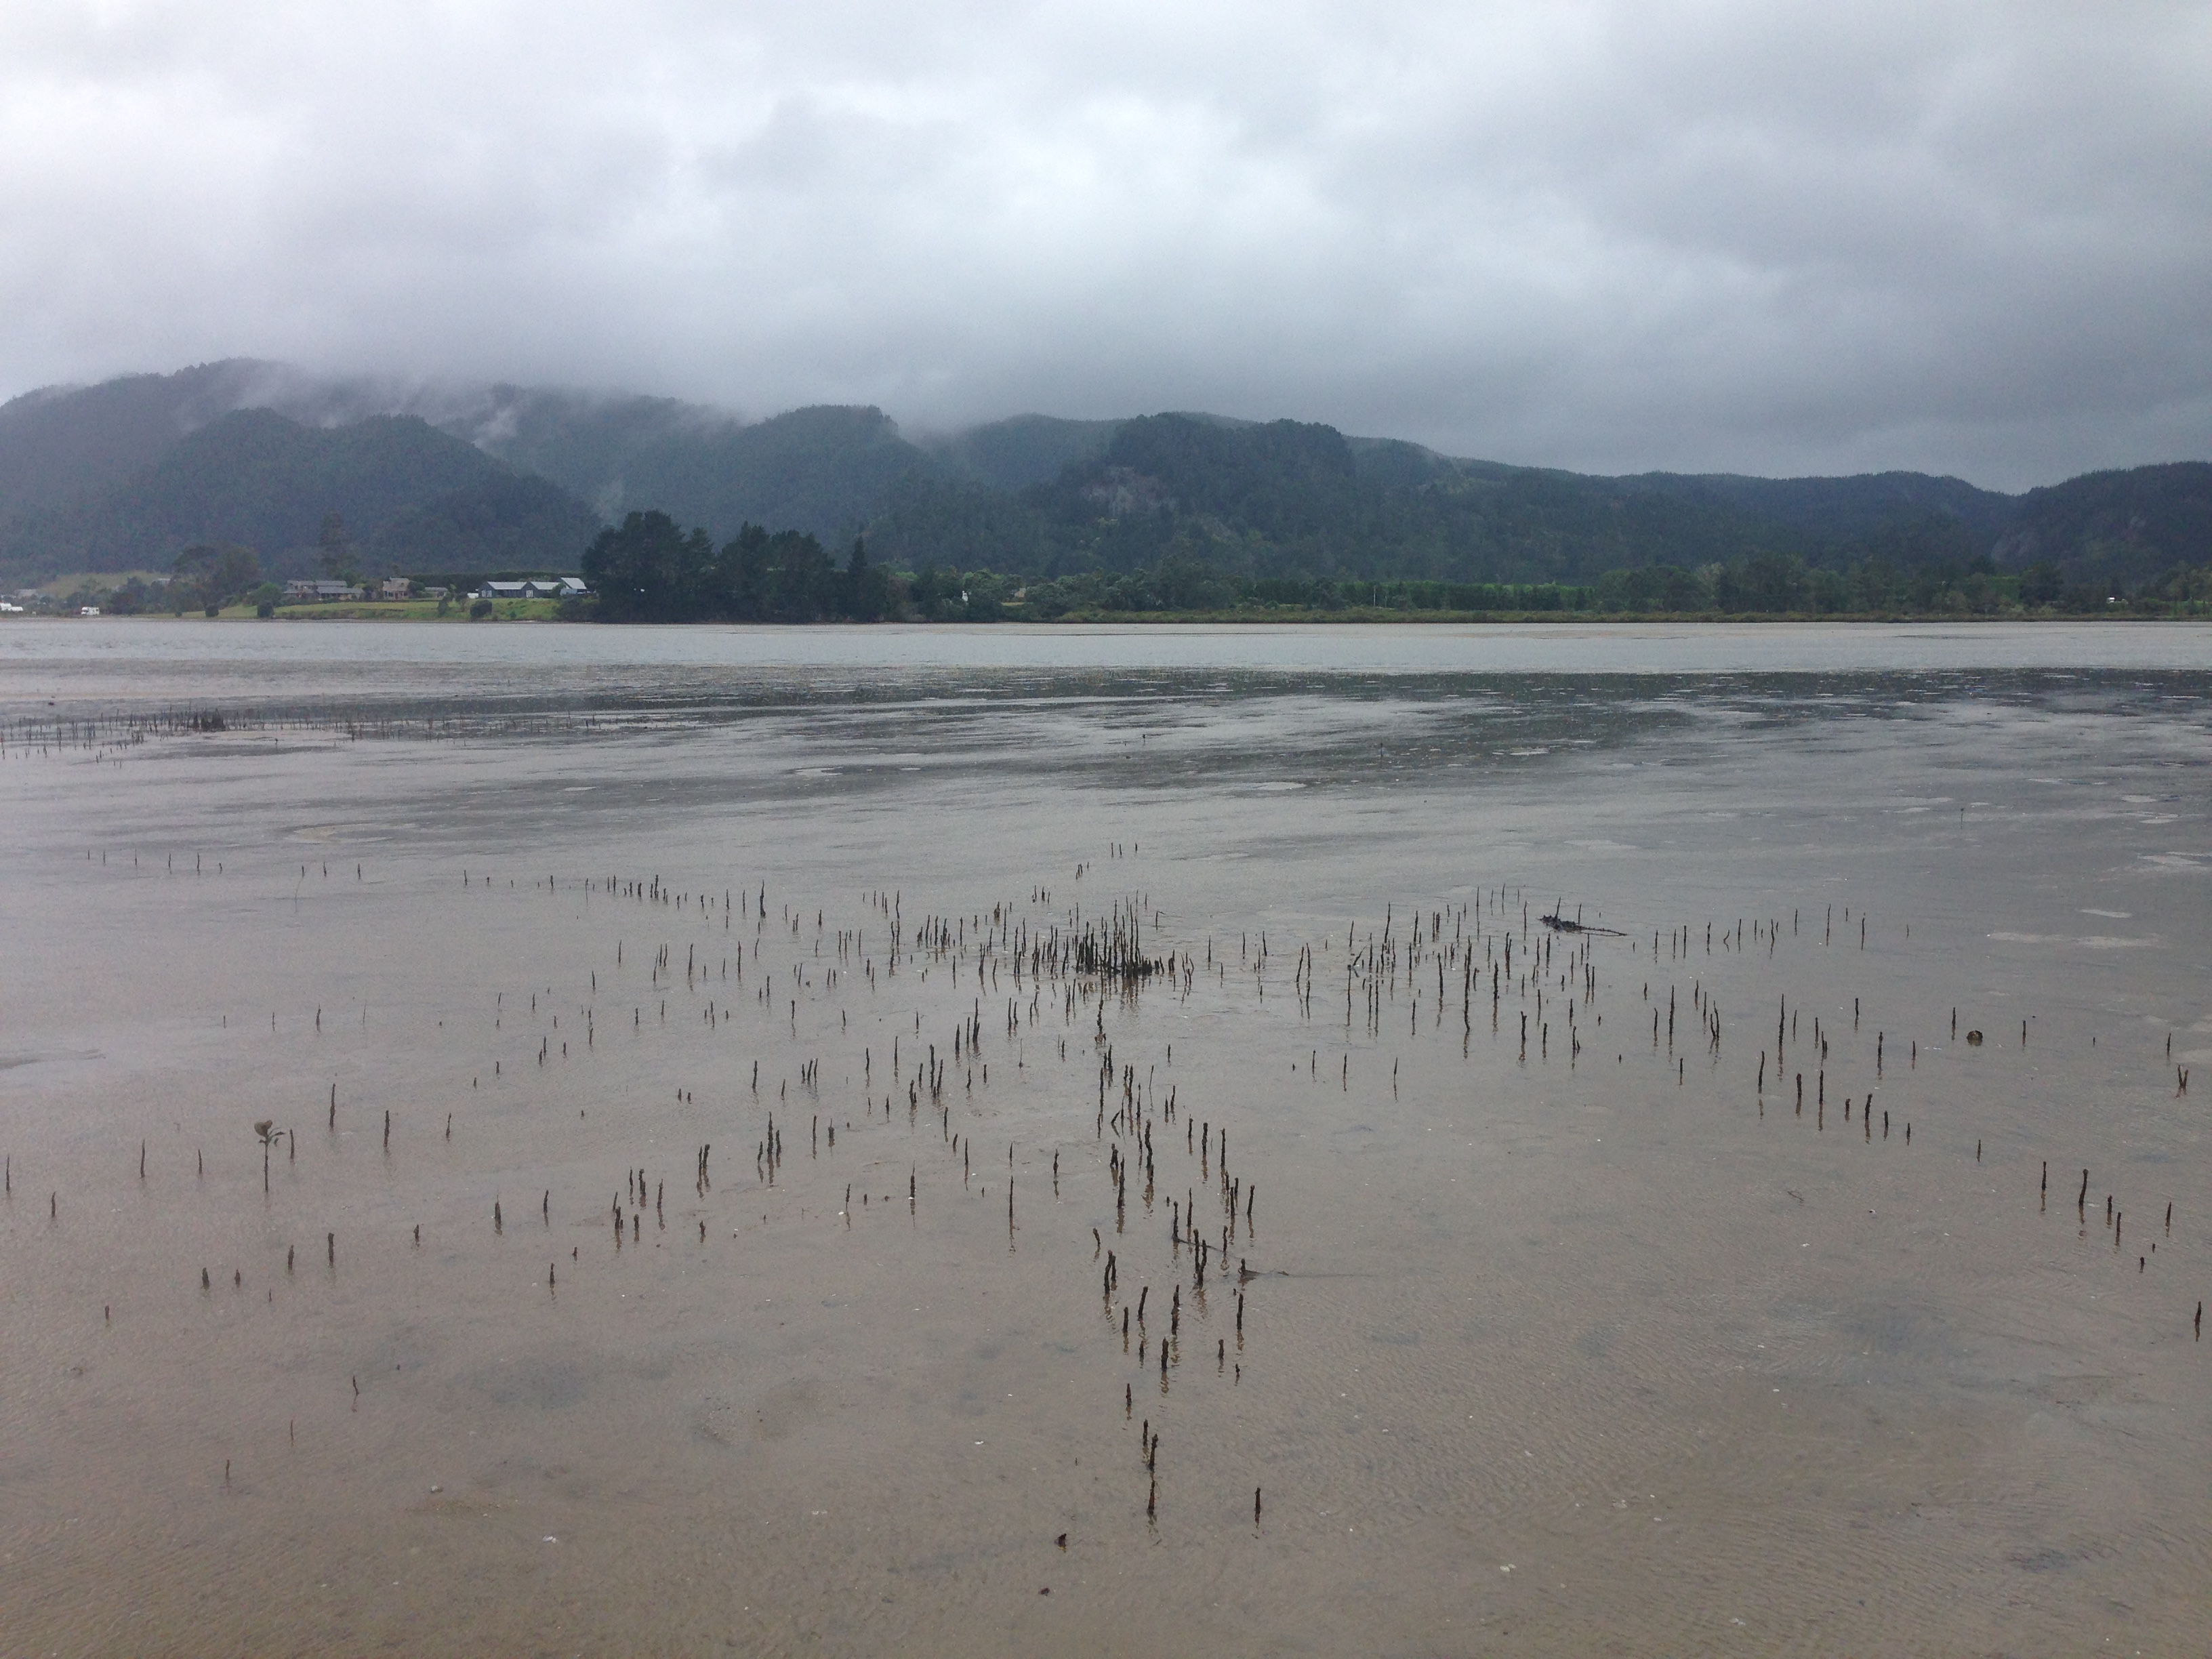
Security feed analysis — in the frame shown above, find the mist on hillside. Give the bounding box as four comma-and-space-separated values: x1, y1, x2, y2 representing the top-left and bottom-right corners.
1, 364, 2204, 608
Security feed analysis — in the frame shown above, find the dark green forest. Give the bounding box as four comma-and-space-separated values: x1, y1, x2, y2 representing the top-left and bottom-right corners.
867, 413, 2202, 594
581, 512, 891, 622
580, 415, 2211, 619
5, 363, 2207, 617
0, 405, 599, 581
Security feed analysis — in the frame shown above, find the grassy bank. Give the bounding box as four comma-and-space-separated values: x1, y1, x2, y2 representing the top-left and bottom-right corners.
213, 598, 564, 621
18, 600, 2207, 626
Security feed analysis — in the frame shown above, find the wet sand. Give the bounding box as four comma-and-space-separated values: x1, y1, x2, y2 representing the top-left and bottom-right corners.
1, 636, 2208, 1653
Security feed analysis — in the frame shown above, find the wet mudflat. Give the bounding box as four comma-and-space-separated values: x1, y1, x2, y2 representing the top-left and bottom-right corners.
1, 628, 2209, 1654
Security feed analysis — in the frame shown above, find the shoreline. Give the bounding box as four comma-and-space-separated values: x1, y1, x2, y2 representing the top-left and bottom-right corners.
10, 605, 2211, 628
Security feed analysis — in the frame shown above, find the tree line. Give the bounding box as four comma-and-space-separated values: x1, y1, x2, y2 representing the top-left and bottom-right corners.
896, 554, 2208, 619
572, 514, 2212, 622
581, 512, 890, 622
41, 519, 2203, 621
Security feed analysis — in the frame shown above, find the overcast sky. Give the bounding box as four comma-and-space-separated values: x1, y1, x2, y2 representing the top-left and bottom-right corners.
2, 1, 2208, 487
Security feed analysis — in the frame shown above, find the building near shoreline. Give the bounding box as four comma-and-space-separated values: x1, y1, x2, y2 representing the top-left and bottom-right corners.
474, 577, 588, 600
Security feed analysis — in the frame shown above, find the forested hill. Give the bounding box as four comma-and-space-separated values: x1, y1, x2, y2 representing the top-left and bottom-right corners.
0, 361, 2203, 598
873, 415, 2205, 596
1609, 469, 2017, 541
1992, 463, 2212, 594
870, 413, 2050, 585
0, 361, 289, 520
0, 367, 941, 582
0, 407, 600, 581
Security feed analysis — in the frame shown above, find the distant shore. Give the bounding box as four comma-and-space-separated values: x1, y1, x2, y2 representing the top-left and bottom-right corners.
13, 602, 2209, 626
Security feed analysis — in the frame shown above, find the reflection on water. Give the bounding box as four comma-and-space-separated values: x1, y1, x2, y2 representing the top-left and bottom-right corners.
1, 632, 2208, 1654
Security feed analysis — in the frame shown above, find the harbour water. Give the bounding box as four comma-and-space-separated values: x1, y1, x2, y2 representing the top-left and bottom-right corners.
2, 621, 2208, 1654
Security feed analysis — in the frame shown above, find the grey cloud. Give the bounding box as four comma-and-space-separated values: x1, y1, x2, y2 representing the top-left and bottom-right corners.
1, 0, 2207, 487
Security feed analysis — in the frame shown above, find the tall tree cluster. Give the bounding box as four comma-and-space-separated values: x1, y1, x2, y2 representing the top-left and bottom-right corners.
580, 511, 889, 622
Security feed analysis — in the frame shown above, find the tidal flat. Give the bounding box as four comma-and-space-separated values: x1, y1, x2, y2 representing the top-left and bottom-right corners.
1, 623, 2209, 1654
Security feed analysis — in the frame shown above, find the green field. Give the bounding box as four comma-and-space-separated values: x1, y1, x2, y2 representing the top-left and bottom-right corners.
211, 598, 565, 622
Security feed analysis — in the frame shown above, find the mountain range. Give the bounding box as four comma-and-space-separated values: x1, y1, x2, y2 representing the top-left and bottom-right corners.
1, 359, 2203, 594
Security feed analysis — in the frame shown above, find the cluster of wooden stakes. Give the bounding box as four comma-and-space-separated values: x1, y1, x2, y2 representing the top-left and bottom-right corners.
16, 853, 2203, 1540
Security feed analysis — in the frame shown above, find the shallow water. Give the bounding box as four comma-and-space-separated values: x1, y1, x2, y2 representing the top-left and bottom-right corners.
8, 615, 2212, 696
1, 625, 2208, 1654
